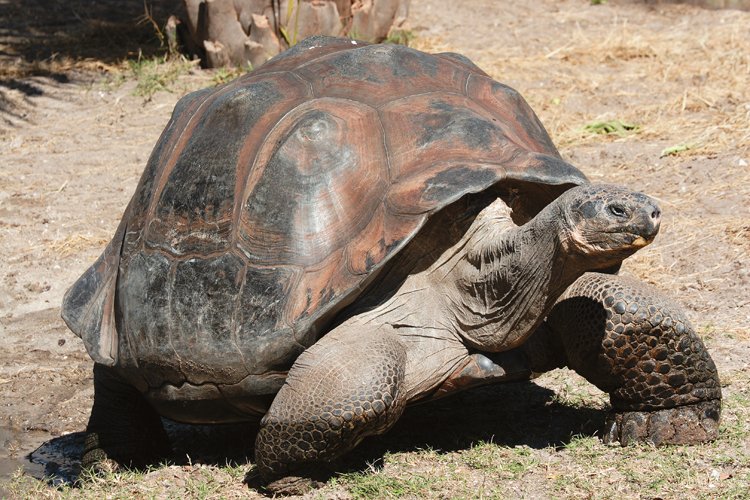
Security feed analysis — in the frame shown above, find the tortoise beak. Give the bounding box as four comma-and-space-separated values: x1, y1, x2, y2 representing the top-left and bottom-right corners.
630, 235, 650, 248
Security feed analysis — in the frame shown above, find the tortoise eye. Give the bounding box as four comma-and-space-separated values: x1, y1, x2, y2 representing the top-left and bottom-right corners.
608, 204, 627, 218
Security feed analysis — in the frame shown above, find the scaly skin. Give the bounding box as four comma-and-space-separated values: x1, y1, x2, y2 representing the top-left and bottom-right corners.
545, 272, 721, 445
82, 364, 171, 471
255, 326, 408, 492
253, 270, 721, 493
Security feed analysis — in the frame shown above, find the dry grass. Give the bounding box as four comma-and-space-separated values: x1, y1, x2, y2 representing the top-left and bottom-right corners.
47, 235, 110, 258
493, 15, 749, 154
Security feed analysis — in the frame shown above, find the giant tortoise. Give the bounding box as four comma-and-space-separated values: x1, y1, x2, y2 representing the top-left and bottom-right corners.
62, 36, 721, 492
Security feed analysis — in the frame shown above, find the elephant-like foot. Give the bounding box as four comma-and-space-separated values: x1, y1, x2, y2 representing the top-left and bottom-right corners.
603, 399, 721, 446
259, 470, 329, 496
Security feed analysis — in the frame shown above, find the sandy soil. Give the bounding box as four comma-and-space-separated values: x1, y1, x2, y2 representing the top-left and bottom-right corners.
1, 0, 749, 497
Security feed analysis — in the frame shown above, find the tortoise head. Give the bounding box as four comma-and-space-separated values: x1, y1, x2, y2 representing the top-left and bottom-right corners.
557, 184, 661, 267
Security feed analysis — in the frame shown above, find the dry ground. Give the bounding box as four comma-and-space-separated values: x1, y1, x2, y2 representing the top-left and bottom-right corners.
1, 0, 749, 498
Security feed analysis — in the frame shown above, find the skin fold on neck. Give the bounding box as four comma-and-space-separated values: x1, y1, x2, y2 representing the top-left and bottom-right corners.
433, 197, 584, 353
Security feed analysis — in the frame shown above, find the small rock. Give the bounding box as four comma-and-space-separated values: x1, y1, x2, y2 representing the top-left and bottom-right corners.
708, 468, 720, 488
24, 282, 51, 293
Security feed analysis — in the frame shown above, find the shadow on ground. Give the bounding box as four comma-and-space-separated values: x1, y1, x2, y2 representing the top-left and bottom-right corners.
0, 0, 181, 127
350, 380, 606, 469
28, 380, 607, 487
0, 0, 181, 74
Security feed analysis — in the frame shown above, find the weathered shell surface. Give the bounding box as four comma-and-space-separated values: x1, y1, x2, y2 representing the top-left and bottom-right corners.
62, 36, 587, 418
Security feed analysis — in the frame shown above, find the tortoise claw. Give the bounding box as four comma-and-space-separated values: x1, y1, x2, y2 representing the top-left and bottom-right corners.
252, 463, 332, 496
603, 399, 721, 446
262, 475, 325, 496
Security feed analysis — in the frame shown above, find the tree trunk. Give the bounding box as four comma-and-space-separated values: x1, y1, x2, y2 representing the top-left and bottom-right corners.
181, 0, 410, 68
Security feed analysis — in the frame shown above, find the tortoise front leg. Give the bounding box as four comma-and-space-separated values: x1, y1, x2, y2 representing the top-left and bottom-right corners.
255, 324, 408, 494
544, 272, 721, 445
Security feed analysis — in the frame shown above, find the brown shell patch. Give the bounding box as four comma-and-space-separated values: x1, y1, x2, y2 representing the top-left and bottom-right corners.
435, 52, 490, 77
294, 43, 470, 107
236, 265, 302, 374
466, 74, 559, 157
122, 87, 214, 259
238, 97, 389, 267
251, 36, 362, 77
380, 93, 520, 181
286, 247, 359, 347
145, 73, 311, 255
344, 206, 389, 276
344, 206, 423, 276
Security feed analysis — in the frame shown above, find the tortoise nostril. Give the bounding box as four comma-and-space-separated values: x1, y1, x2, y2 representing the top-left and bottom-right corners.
651, 208, 661, 220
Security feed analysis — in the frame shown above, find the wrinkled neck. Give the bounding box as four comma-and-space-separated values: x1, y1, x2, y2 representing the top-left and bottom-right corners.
445, 201, 582, 352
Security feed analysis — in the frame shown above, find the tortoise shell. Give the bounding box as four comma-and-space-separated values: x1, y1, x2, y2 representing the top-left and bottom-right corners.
62, 36, 587, 411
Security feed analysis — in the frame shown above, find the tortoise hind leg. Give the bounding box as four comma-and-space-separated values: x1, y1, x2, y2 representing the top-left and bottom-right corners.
82, 363, 171, 470
255, 324, 407, 495
543, 272, 721, 445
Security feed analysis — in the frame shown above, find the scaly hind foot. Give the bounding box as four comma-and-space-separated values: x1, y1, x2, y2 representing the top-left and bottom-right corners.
82, 364, 171, 471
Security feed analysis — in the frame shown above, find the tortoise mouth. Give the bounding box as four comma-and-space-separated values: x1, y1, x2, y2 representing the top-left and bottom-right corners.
628, 234, 652, 248
585, 231, 656, 252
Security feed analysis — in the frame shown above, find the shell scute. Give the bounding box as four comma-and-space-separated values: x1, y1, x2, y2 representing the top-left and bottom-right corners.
118, 251, 184, 387
380, 93, 519, 181
435, 52, 490, 77
295, 43, 470, 107
285, 247, 358, 346
251, 35, 361, 77
169, 253, 247, 385
344, 206, 389, 276
238, 98, 389, 267
466, 75, 559, 156
145, 74, 311, 256
237, 265, 302, 374
122, 88, 214, 259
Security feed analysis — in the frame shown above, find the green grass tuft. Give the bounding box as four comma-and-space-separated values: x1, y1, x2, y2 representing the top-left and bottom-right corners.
127, 53, 196, 99
583, 119, 639, 136
212, 64, 253, 86
384, 29, 415, 46
461, 442, 538, 478
336, 470, 433, 499
660, 143, 694, 157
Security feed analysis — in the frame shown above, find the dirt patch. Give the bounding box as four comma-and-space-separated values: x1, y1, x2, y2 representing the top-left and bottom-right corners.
1, 0, 749, 498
